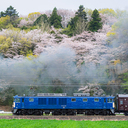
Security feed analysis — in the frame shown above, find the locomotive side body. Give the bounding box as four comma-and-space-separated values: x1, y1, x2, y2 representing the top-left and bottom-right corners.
12, 95, 115, 115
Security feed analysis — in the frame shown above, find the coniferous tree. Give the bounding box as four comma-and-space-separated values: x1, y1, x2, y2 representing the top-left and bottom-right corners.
75, 5, 87, 22
0, 6, 19, 17
0, 6, 19, 27
88, 9, 102, 32
67, 5, 88, 35
5, 6, 18, 17
34, 14, 49, 27
68, 16, 79, 32
49, 7, 62, 28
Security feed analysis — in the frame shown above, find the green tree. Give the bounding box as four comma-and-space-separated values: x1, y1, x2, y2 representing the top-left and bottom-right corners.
62, 16, 78, 37
0, 16, 10, 30
0, 6, 19, 27
28, 12, 41, 21
99, 8, 117, 17
65, 5, 88, 36
68, 16, 79, 32
75, 5, 87, 22
49, 7, 62, 28
88, 9, 102, 32
34, 14, 49, 27
3, 6, 18, 17
61, 24, 73, 37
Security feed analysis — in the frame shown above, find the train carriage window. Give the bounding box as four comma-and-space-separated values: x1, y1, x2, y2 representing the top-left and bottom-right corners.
71, 98, 76, 102
104, 99, 106, 103
29, 98, 34, 102
107, 98, 112, 103
83, 98, 87, 102
15, 98, 20, 103
94, 98, 99, 102
120, 100, 123, 105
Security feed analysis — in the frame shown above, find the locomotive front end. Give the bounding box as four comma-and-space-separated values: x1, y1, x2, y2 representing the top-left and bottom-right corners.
12, 95, 22, 115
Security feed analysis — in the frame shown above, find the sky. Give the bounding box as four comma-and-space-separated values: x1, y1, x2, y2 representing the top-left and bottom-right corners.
0, 0, 128, 15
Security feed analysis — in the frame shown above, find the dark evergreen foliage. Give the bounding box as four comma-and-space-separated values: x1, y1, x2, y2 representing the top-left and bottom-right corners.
0, 6, 19, 27
49, 7, 62, 28
88, 9, 102, 32
68, 5, 87, 31
68, 16, 79, 31
0, 6, 19, 17
64, 5, 87, 36
34, 14, 49, 27
75, 5, 87, 22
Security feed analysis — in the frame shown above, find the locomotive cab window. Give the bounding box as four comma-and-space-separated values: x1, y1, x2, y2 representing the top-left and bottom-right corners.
107, 98, 112, 103
15, 98, 20, 103
29, 98, 34, 102
94, 98, 99, 102
83, 98, 87, 102
71, 98, 76, 102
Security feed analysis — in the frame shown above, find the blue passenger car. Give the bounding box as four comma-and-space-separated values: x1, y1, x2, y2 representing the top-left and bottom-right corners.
12, 94, 115, 115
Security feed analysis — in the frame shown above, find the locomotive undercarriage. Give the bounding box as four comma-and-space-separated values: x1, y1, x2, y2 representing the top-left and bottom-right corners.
12, 109, 115, 116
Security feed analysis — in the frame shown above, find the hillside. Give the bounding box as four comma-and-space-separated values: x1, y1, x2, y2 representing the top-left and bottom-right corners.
0, 6, 128, 105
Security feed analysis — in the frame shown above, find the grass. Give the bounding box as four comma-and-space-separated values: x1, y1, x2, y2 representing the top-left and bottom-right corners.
0, 119, 128, 128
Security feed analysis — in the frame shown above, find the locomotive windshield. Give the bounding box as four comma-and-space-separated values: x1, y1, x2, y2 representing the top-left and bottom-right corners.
15, 98, 20, 103
107, 98, 112, 103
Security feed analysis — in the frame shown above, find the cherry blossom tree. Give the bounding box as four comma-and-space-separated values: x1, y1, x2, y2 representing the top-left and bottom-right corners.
57, 9, 75, 28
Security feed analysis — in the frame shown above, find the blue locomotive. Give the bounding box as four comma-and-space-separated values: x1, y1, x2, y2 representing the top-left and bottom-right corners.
12, 93, 115, 115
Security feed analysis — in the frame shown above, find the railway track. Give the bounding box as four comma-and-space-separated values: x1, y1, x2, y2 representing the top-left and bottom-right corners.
0, 115, 127, 120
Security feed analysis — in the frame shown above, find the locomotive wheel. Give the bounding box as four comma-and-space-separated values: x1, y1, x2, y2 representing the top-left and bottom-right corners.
28, 110, 34, 115
52, 110, 61, 115
86, 110, 94, 115
17, 110, 23, 115
106, 110, 110, 115
18, 110, 23, 115
85, 110, 88, 115
77, 110, 84, 114
34, 110, 42, 115
103, 110, 107, 116
23, 110, 29, 115
61, 110, 66, 115
67, 110, 76, 115
94, 110, 99, 115
16, 110, 20, 115
99, 110, 104, 115
67, 111, 73, 115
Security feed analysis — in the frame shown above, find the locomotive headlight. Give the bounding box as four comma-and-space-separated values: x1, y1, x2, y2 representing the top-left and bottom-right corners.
12, 102, 15, 108
113, 102, 115, 108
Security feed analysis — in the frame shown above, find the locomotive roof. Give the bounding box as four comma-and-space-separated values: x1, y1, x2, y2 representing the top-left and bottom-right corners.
13, 95, 115, 98
14, 93, 114, 98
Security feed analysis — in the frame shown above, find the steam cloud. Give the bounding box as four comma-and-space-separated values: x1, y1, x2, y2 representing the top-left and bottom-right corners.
0, 46, 109, 91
